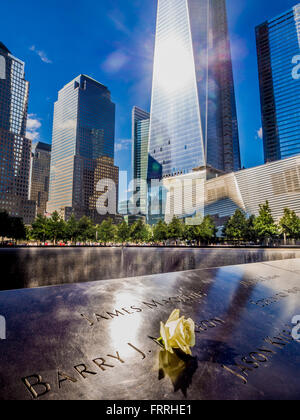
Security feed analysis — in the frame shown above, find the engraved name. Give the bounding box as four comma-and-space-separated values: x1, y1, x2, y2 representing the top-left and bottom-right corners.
80, 290, 207, 327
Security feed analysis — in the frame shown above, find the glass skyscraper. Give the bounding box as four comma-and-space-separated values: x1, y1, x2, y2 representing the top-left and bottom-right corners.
148, 0, 241, 180
256, 3, 300, 163
30, 142, 51, 216
0, 42, 36, 224
47, 75, 116, 219
132, 107, 150, 214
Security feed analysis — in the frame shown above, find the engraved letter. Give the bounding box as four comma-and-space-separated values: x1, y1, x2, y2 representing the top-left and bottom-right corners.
22, 375, 51, 399
81, 313, 94, 326
93, 358, 114, 371
107, 351, 125, 364
58, 372, 77, 389
74, 364, 97, 379
142, 300, 163, 309
128, 343, 146, 359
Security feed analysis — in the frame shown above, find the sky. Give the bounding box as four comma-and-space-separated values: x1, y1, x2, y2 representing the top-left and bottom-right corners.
1, 0, 299, 201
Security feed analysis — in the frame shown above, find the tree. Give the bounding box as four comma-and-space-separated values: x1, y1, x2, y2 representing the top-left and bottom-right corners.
77, 216, 95, 243
65, 214, 79, 244
197, 216, 217, 245
244, 215, 257, 243
8, 217, 26, 242
153, 220, 168, 243
31, 215, 49, 243
167, 216, 184, 242
47, 211, 66, 244
97, 218, 116, 245
0, 211, 10, 242
279, 208, 300, 242
183, 224, 194, 243
254, 201, 279, 244
222, 209, 247, 243
130, 220, 152, 244
116, 221, 131, 245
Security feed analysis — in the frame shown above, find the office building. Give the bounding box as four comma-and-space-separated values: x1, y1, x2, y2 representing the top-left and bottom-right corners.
29, 142, 51, 216
256, 3, 300, 162
148, 0, 241, 181
132, 106, 150, 215
47, 75, 117, 221
89, 155, 119, 221
0, 42, 35, 224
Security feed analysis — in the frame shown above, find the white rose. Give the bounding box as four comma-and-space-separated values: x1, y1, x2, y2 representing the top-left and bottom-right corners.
160, 309, 196, 355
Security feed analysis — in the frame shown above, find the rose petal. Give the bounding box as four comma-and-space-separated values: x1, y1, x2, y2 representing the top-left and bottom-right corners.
166, 309, 180, 324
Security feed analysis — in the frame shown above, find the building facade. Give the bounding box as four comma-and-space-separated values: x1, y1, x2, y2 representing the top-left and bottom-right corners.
0, 42, 36, 224
89, 156, 119, 222
256, 3, 300, 163
132, 107, 150, 215
29, 142, 51, 216
47, 75, 117, 221
148, 0, 241, 181
161, 155, 300, 228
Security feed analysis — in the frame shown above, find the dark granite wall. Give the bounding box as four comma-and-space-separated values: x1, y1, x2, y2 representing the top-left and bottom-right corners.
1, 247, 300, 291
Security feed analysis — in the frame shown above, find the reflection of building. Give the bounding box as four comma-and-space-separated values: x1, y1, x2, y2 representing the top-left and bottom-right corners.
0, 42, 36, 224
148, 0, 240, 179
132, 107, 150, 215
89, 156, 119, 221
256, 4, 300, 163
47, 75, 117, 221
118, 200, 129, 215
162, 155, 300, 227
30, 142, 51, 216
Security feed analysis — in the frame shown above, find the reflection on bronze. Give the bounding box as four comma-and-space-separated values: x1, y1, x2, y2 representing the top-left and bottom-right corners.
1, 258, 300, 399
221, 325, 295, 384
158, 350, 198, 397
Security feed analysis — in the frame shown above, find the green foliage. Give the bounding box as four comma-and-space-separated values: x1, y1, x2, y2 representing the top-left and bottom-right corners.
153, 220, 168, 243
116, 221, 131, 244
22, 203, 299, 247
77, 216, 95, 242
97, 218, 116, 244
222, 209, 247, 242
130, 220, 152, 244
244, 215, 257, 243
47, 211, 66, 244
183, 224, 194, 242
254, 201, 279, 242
279, 208, 300, 240
167, 216, 184, 241
65, 215, 79, 243
31, 215, 49, 243
190, 216, 217, 244
199, 215, 217, 243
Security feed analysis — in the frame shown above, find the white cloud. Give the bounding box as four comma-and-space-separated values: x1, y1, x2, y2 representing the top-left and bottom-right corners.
26, 114, 42, 143
115, 139, 131, 153
108, 10, 130, 35
102, 50, 129, 73
257, 127, 263, 140
30, 45, 52, 64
